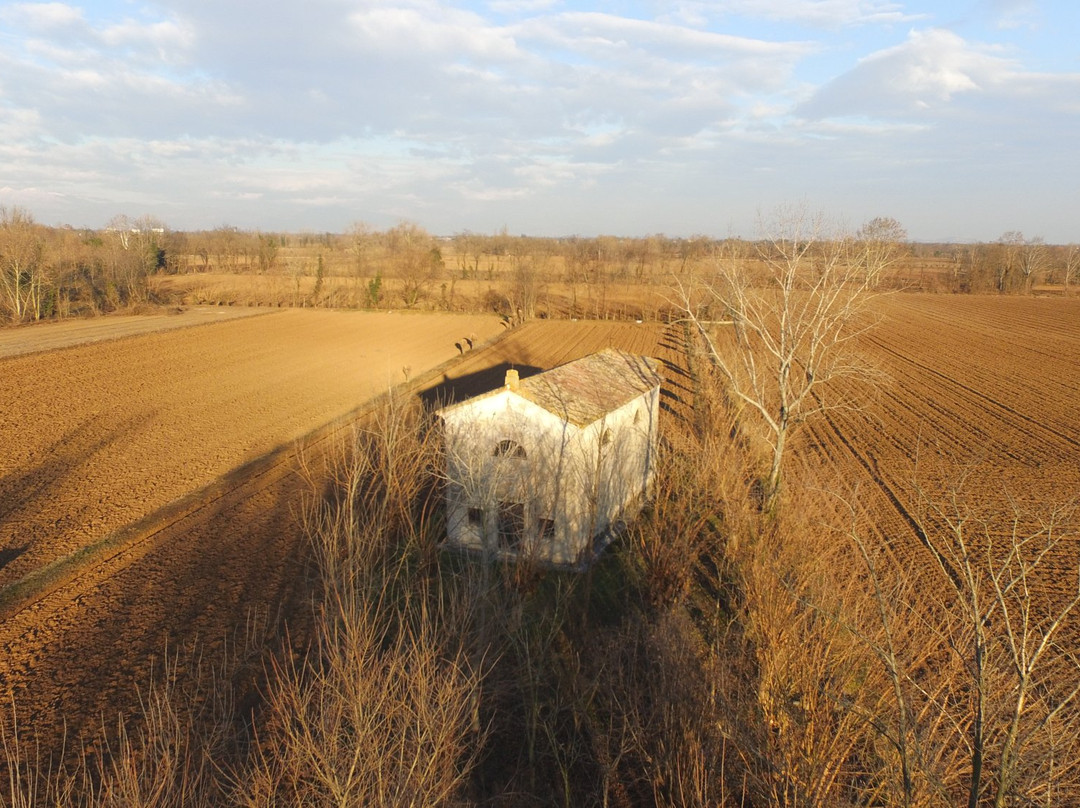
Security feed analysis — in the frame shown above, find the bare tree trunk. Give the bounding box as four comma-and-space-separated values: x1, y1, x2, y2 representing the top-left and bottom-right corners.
675, 204, 882, 513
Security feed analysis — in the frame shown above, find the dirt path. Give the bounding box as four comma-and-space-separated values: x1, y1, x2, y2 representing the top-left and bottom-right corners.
0, 306, 269, 359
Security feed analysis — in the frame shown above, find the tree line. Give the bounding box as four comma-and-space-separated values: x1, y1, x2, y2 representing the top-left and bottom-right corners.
3, 206, 1079, 324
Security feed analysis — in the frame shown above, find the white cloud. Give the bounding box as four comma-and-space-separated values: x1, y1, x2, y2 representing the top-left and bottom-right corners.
707, 0, 928, 29
799, 28, 1019, 117
521, 11, 812, 62
348, 4, 520, 60
0, 106, 42, 141
0, 0, 1077, 239
0, 2, 83, 29
980, 0, 1039, 30
100, 17, 194, 59
486, 0, 560, 13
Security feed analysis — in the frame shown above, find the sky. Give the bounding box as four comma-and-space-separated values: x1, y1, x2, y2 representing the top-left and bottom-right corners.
0, 0, 1077, 241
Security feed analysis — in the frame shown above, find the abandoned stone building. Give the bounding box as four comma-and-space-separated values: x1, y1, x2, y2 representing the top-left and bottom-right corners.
437, 349, 662, 568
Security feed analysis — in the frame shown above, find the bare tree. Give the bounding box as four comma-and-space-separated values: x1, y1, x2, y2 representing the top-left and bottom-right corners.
452, 231, 485, 279
996, 231, 1025, 292
912, 490, 1080, 808
102, 213, 166, 303
347, 220, 374, 277
1017, 236, 1049, 293
0, 206, 46, 322
856, 216, 908, 288
1064, 244, 1080, 297
256, 233, 279, 273
677, 205, 879, 510
820, 478, 1080, 808
505, 240, 550, 322
385, 222, 441, 308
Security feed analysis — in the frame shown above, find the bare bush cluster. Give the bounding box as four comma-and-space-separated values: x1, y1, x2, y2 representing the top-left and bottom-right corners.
239, 398, 487, 806
704, 448, 1080, 807
0, 207, 157, 322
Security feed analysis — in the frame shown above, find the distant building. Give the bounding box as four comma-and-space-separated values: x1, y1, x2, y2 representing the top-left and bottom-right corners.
437, 349, 662, 569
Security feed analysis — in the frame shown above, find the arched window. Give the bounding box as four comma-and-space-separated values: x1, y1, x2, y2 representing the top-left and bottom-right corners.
600, 429, 613, 448
494, 439, 526, 458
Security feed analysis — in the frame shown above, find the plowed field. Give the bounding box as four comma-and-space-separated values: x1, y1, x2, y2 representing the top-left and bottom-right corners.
0, 309, 500, 753
0, 309, 501, 589
797, 294, 1080, 600
0, 314, 687, 766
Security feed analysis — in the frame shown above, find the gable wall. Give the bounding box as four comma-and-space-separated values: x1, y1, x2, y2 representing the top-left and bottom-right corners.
441, 383, 660, 566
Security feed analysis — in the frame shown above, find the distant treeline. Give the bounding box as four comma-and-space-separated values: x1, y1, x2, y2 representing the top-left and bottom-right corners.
2, 206, 1078, 323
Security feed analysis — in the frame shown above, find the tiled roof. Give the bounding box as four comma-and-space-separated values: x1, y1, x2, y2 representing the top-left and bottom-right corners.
516, 349, 662, 427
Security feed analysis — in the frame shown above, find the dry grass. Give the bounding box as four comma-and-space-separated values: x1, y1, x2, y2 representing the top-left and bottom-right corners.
706, 446, 1080, 807
2, 629, 257, 808
237, 396, 487, 806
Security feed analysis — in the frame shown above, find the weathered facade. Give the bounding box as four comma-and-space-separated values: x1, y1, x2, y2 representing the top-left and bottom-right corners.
438, 349, 662, 568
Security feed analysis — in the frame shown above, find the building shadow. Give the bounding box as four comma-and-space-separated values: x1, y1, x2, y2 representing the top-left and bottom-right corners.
418, 363, 544, 410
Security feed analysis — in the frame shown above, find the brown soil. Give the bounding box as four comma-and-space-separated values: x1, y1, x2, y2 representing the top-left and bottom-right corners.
0, 310, 499, 756
4, 293, 1075, 772
0, 309, 500, 589
0, 314, 686, 767
796, 294, 1080, 600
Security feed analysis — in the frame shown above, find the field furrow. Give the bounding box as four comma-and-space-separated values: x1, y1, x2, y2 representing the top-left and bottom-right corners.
795, 294, 1080, 605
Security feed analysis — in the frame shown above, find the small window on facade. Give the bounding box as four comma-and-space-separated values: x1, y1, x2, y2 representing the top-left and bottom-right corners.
537, 518, 555, 541
467, 507, 484, 528
633, 408, 641, 425
600, 429, 613, 447
494, 439, 526, 458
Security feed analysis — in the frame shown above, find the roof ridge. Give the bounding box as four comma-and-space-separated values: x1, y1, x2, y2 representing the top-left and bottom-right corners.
438, 350, 662, 427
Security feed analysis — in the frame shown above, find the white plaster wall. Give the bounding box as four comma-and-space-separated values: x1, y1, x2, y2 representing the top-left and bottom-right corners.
441, 391, 579, 562
440, 383, 660, 566
572, 387, 659, 545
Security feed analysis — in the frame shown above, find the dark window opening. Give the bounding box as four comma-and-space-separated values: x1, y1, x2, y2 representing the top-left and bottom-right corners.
600, 429, 613, 448
467, 507, 484, 528
537, 518, 555, 541
494, 439, 526, 458
497, 502, 526, 549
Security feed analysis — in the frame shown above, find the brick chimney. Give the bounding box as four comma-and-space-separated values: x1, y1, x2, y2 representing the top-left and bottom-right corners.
505, 368, 520, 391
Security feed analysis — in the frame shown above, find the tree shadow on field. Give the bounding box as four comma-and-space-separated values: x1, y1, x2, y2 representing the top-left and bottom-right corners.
660, 355, 692, 380
0, 435, 319, 782
0, 412, 154, 522
0, 545, 27, 572
418, 363, 544, 409
0, 411, 155, 583
658, 330, 689, 356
